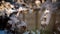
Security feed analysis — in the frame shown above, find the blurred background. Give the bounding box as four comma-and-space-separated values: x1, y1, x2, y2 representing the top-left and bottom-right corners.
0, 0, 60, 34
